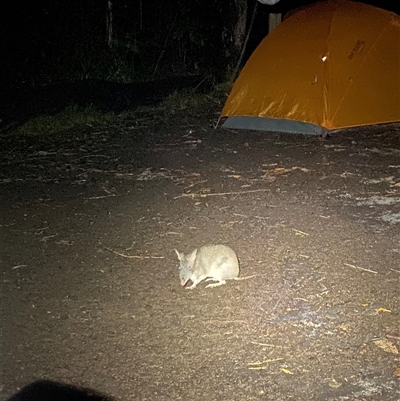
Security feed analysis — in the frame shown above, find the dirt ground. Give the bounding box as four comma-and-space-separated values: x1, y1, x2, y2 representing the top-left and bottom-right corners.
1, 103, 399, 401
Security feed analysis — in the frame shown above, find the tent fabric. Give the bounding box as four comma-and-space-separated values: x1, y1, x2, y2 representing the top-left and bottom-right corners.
218, 0, 400, 136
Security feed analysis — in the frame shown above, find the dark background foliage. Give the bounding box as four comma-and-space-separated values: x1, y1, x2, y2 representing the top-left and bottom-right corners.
1, 0, 398, 87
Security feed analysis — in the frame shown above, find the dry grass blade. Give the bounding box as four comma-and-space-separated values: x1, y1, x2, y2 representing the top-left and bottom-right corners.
174, 188, 270, 199
101, 244, 164, 259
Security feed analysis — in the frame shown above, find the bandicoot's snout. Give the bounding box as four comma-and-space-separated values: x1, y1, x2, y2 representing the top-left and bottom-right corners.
180, 278, 188, 287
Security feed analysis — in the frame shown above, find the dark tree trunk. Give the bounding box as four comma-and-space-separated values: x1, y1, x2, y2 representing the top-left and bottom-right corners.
221, 0, 248, 78
106, 0, 113, 48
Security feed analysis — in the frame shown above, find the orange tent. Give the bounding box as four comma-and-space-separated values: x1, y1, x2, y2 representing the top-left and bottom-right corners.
218, 0, 400, 136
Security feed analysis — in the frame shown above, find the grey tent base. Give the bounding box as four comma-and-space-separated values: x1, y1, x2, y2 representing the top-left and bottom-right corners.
220, 116, 327, 137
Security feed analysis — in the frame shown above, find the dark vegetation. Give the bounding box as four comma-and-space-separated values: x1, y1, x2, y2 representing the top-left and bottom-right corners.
0, 0, 399, 132
2, 0, 398, 89
1, 0, 251, 131
2, 0, 240, 87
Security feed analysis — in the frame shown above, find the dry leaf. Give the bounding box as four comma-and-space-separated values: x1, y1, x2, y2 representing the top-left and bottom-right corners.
272, 167, 291, 175
393, 367, 400, 377
328, 379, 342, 388
374, 339, 399, 355
375, 307, 391, 313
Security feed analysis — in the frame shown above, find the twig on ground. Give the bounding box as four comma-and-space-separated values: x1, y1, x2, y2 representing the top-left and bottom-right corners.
250, 342, 282, 348
11, 264, 28, 270
235, 275, 257, 281
85, 194, 118, 200
292, 228, 309, 236
271, 296, 282, 313
247, 358, 284, 369
343, 263, 378, 274
386, 334, 400, 341
101, 244, 164, 259
174, 188, 270, 199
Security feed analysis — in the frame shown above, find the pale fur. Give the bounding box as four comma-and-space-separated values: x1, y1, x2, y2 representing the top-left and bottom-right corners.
175, 244, 240, 289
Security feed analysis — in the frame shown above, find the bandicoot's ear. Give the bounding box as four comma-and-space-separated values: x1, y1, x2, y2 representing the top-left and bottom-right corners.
174, 249, 181, 260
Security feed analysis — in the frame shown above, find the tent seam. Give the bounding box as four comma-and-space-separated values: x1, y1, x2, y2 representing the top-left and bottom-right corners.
331, 17, 395, 123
